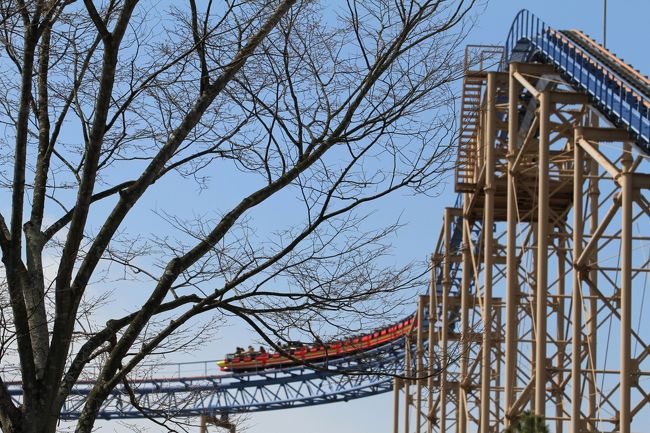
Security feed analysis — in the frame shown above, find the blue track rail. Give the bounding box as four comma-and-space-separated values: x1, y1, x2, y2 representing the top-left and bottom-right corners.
8, 10, 647, 421
6, 337, 407, 419
506, 9, 650, 151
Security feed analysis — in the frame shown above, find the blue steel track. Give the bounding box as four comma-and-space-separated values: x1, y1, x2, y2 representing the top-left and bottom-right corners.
8, 9, 649, 420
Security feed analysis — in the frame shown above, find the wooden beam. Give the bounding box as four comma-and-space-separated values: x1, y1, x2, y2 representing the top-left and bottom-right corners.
550, 91, 589, 105
576, 126, 630, 142
577, 137, 620, 180
513, 71, 540, 98
511, 63, 557, 76
632, 173, 650, 189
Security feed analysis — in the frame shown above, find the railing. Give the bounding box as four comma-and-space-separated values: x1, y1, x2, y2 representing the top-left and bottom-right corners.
464, 45, 505, 72
505, 9, 650, 152
124, 359, 222, 381
2, 360, 223, 388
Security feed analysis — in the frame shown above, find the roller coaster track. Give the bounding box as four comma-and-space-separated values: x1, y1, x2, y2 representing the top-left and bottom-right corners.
9, 9, 650, 425
506, 10, 650, 149
5, 218, 466, 420
6, 338, 406, 420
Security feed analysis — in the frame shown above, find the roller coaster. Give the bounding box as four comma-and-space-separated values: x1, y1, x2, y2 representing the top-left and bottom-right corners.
8, 10, 650, 433
218, 316, 416, 372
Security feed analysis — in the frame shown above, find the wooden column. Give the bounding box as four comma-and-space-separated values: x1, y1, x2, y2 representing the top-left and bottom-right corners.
534, 90, 550, 416
480, 71, 496, 433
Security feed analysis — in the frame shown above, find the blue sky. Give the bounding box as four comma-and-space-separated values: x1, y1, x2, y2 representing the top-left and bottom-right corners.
87, 1, 650, 431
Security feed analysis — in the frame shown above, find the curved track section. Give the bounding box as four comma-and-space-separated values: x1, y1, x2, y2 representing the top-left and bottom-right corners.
4, 337, 406, 420
49, 201, 465, 419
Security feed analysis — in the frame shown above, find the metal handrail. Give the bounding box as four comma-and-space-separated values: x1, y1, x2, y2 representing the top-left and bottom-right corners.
505, 9, 650, 153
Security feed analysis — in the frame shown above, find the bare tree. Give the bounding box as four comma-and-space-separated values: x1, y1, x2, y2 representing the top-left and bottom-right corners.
0, 0, 475, 432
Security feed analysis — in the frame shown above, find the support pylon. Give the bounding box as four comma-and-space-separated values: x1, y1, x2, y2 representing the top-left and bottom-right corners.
393, 44, 650, 433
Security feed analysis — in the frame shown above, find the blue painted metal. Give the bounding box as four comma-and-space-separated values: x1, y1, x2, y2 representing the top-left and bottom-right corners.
6, 337, 408, 419
505, 9, 650, 151
6, 209, 468, 420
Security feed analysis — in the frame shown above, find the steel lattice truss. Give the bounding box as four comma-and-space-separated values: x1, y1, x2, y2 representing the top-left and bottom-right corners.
6, 335, 409, 419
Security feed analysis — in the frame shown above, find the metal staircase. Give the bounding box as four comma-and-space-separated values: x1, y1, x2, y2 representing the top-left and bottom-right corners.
455, 46, 504, 192
455, 73, 483, 192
